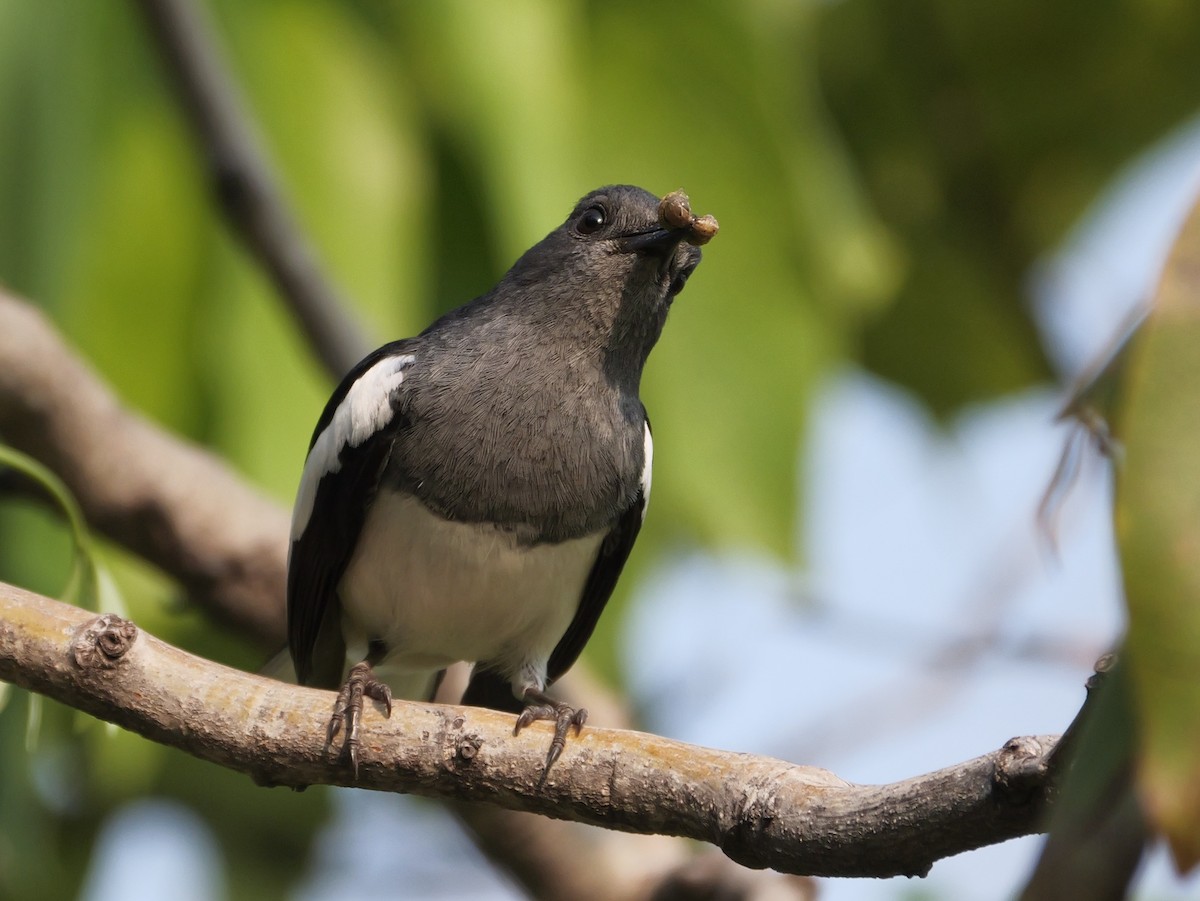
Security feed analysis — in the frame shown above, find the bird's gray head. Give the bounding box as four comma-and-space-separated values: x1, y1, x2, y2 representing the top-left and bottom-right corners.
499, 184, 714, 389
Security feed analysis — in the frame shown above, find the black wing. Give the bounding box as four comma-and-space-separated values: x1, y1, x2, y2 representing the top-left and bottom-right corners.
545, 487, 647, 684
287, 341, 414, 688
545, 416, 652, 685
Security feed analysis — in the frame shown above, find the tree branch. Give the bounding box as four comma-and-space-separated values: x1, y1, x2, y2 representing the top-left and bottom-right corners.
0, 284, 1054, 889
0, 580, 1054, 879
0, 290, 287, 645
0, 288, 812, 900
133, 0, 370, 377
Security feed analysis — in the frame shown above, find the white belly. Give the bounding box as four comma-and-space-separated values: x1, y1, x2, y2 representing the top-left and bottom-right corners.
338, 491, 604, 699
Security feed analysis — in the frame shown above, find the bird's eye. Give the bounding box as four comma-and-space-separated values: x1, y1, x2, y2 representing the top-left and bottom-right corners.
576, 205, 606, 235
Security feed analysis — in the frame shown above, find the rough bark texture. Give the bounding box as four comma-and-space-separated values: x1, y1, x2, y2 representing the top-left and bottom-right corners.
0, 581, 1054, 879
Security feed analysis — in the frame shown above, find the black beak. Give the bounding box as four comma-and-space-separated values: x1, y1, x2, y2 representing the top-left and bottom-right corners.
620, 227, 687, 254
619, 226, 700, 298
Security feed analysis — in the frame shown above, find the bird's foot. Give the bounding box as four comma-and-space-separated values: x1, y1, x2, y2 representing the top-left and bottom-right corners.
514, 689, 587, 779
327, 661, 392, 776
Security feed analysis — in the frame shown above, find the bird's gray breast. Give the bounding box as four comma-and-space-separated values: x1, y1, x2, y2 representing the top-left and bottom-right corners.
383, 355, 644, 543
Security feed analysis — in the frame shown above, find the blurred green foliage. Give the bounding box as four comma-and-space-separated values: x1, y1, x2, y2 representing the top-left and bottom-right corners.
1114, 194, 1200, 872
0, 1, 1197, 898
818, 0, 1200, 413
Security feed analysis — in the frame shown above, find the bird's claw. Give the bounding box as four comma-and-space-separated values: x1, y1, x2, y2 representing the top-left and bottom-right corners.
327, 661, 392, 776
515, 691, 587, 779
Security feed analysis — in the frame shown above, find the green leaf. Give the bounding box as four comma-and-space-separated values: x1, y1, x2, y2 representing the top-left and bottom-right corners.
1020, 660, 1145, 899
1115, 191, 1200, 873
0, 442, 126, 755
0, 443, 95, 606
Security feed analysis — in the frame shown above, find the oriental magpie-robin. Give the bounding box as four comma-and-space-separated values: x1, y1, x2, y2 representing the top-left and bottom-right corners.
287, 185, 717, 774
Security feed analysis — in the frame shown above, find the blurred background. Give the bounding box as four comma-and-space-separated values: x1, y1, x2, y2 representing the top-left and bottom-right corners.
1, 1, 1200, 898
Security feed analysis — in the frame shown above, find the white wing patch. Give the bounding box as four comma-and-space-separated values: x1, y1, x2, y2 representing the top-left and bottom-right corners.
290, 353, 416, 540
640, 421, 653, 519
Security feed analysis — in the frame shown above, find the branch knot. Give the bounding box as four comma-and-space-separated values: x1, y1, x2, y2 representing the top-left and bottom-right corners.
995, 735, 1056, 801
457, 734, 483, 761
72, 614, 139, 669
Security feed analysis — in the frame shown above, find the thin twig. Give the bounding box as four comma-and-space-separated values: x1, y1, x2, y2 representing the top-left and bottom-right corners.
133, 0, 370, 378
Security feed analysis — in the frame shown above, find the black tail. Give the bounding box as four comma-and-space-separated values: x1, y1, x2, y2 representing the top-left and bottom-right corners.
460, 668, 523, 714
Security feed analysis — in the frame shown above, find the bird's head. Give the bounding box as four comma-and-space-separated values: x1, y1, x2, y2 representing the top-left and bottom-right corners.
559, 183, 715, 307
501, 185, 717, 385
563, 184, 709, 301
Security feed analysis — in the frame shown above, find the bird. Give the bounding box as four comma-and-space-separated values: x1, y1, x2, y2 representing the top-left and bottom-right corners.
286, 184, 717, 776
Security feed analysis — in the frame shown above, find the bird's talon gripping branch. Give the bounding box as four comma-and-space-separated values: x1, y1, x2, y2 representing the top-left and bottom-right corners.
327, 661, 392, 774
516, 690, 588, 774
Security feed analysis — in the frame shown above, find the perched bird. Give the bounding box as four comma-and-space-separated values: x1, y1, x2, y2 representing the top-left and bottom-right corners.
287, 185, 717, 774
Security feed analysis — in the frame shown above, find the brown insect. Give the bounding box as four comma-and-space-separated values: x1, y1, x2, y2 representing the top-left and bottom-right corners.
658, 189, 720, 246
